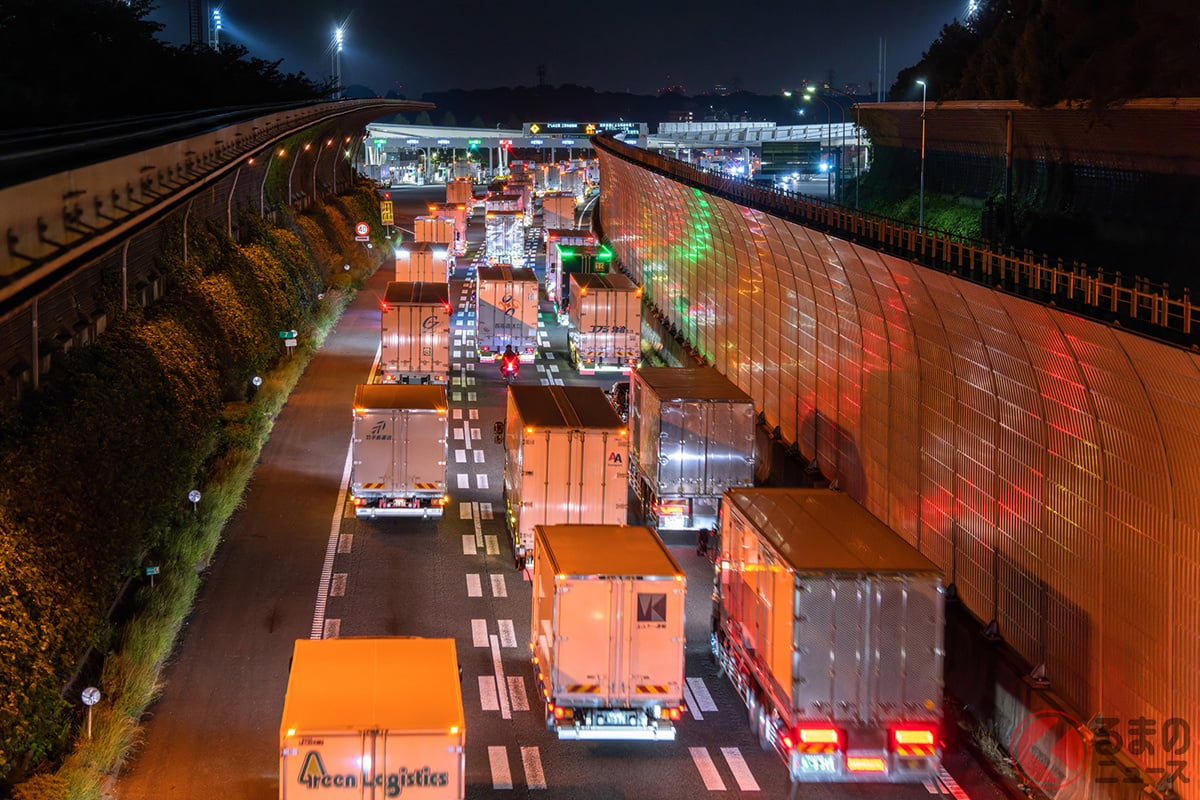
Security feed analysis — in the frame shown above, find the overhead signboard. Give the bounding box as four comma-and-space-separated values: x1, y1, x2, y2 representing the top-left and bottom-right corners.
436, 138, 451, 145
405, 138, 420, 145
524, 121, 646, 138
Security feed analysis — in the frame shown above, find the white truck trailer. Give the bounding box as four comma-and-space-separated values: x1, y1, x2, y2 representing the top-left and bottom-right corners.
380, 282, 452, 385
559, 169, 584, 201
485, 193, 524, 215
531, 524, 685, 741
427, 202, 468, 256
713, 488, 945, 784
279, 637, 465, 800
567, 273, 643, 374
413, 216, 456, 251
503, 385, 628, 566
541, 191, 577, 230
395, 241, 452, 283
446, 178, 473, 208
475, 265, 538, 361
628, 367, 755, 531
484, 210, 526, 267
350, 384, 448, 519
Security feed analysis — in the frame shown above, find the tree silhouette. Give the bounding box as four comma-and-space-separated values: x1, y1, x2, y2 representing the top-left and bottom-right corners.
441, 111, 458, 127
414, 110, 432, 126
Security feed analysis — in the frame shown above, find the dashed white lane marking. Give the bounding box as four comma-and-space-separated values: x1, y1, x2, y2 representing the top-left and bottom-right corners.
452, 408, 463, 419
536, 364, 546, 373
477, 474, 490, 489
479, 502, 493, 519
469, 408, 479, 419
491, 574, 507, 598
457, 473, 469, 489
470, 426, 480, 441
937, 769, 970, 800
521, 746, 545, 789
485, 534, 500, 555
539, 378, 550, 386
509, 678, 530, 713
924, 782, 938, 794
687, 677, 718, 712
498, 619, 517, 648
721, 748, 759, 791
472, 619, 488, 648
491, 635, 511, 720
488, 746, 513, 790
548, 364, 559, 372
455, 449, 467, 463
323, 619, 340, 639
452, 375, 463, 385
337, 534, 353, 554
466, 574, 482, 597
683, 684, 704, 720
689, 747, 725, 790
452, 391, 462, 402
479, 676, 499, 711
330, 573, 347, 597
468, 391, 477, 402
462, 535, 477, 555
460, 502, 473, 519
312, 447, 353, 640
453, 427, 465, 440
473, 450, 485, 463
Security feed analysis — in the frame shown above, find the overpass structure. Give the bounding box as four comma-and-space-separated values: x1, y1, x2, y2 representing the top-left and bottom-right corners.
594, 131, 1198, 800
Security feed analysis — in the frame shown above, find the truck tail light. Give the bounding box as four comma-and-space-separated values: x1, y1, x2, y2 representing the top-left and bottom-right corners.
668, 706, 681, 720
846, 756, 887, 773
553, 706, 565, 719
892, 727, 936, 746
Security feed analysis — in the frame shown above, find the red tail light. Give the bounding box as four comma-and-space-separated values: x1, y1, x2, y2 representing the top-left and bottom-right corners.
892, 727, 936, 746
553, 706, 566, 719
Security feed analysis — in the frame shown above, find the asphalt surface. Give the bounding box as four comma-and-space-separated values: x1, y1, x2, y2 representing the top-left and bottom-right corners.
112, 183, 1008, 800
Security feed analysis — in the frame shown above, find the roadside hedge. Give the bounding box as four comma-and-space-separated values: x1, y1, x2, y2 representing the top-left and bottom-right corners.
0, 181, 386, 791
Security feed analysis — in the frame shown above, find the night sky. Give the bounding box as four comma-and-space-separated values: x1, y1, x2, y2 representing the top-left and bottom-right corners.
148, 0, 965, 99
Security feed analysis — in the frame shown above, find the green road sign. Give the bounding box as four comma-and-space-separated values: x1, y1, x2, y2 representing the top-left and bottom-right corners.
279, 330, 297, 339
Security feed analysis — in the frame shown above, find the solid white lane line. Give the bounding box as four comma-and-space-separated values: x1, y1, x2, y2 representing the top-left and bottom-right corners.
473, 503, 484, 548
461, 421, 472, 449
491, 573, 507, 598
491, 635, 511, 720
479, 676, 499, 712
683, 684, 703, 720
311, 446, 353, 639
687, 677, 719, 712
521, 746, 546, 789
472, 619, 488, 648
462, 535, 477, 555
509, 678, 530, 712
498, 619, 517, 648
484, 534, 499, 555
488, 746, 512, 790
721, 748, 759, 791
466, 574, 482, 597
689, 748, 725, 791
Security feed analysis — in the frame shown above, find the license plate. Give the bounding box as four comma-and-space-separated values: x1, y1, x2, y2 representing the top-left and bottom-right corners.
797, 754, 837, 773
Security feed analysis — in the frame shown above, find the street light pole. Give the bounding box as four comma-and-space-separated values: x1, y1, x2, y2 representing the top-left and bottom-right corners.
804, 87, 834, 201
822, 84, 860, 209
917, 79, 927, 231
333, 27, 344, 99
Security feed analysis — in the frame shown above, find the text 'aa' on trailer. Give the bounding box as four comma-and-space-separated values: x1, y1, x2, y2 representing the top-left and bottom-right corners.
628, 367, 755, 531
531, 524, 685, 741
549, 242, 611, 317
279, 637, 465, 800
475, 264, 539, 362
502, 385, 628, 567
541, 191, 578, 230
395, 241, 452, 284
380, 281, 452, 385
712, 488, 945, 784
567, 272, 643, 374
350, 384, 448, 519
426, 202, 468, 256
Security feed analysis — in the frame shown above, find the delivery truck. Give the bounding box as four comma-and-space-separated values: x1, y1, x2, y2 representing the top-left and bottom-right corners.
475, 264, 539, 361
503, 385, 628, 566
559, 169, 584, 201
395, 242, 452, 283
485, 193, 524, 215
279, 637, 465, 800
350, 384, 448, 519
380, 282, 452, 385
567, 273, 643, 373
446, 178, 473, 208
484, 210, 526, 267
628, 367, 755, 531
414, 216, 456, 250
541, 163, 561, 193
427, 203, 468, 256
712, 488, 945, 784
549, 243, 613, 316
541, 191, 577, 230
531, 524, 685, 741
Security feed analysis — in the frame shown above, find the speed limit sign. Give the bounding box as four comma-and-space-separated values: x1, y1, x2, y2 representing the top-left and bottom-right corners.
355, 222, 370, 241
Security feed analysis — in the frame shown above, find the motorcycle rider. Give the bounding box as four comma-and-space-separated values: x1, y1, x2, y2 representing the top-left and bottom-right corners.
501, 344, 520, 379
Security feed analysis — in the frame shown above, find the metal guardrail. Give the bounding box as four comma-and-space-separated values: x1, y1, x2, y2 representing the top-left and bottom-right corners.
594, 134, 1199, 345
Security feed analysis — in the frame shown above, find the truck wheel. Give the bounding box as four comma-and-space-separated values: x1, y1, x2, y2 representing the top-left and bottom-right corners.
756, 705, 772, 751
746, 690, 759, 733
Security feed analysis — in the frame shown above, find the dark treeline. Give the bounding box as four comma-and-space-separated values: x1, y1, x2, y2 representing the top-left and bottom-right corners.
0, 0, 329, 130
891, 0, 1200, 105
